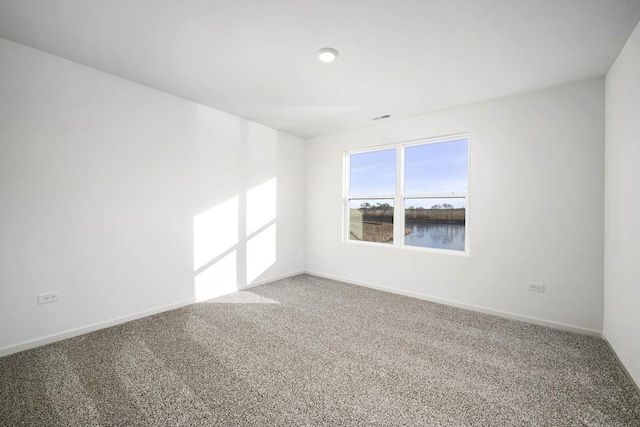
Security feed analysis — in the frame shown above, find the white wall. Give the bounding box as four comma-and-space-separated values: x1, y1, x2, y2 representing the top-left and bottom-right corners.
604, 21, 640, 386
306, 79, 605, 333
0, 38, 305, 353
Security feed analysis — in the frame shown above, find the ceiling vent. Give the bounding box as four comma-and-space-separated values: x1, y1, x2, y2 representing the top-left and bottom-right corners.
372, 114, 392, 121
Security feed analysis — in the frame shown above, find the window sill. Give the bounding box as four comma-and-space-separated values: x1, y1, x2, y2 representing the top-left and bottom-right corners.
344, 239, 470, 257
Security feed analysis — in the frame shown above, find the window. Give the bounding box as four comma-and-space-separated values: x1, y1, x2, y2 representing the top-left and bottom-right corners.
345, 135, 468, 253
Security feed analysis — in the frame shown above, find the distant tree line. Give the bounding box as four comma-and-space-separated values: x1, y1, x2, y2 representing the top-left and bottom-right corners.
356, 202, 464, 225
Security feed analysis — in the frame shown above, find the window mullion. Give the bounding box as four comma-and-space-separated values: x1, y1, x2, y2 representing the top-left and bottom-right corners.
348, 194, 396, 200
394, 145, 405, 246
404, 192, 467, 199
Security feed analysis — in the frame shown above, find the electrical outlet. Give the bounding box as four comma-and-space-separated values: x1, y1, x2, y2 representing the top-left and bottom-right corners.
38, 292, 60, 305
527, 282, 545, 293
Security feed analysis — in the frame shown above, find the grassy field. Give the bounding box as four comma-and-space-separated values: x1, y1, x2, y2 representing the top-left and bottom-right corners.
350, 220, 411, 243
350, 221, 394, 243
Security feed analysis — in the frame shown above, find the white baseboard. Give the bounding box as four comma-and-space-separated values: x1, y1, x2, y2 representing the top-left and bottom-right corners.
0, 270, 306, 358
306, 270, 602, 338
0, 269, 601, 357
602, 333, 640, 393
0, 298, 195, 358
249, 270, 306, 288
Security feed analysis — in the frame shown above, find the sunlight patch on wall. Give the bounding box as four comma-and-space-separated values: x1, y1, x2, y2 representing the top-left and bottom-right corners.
194, 250, 238, 302
246, 223, 276, 283
193, 196, 239, 270
246, 178, 276, 236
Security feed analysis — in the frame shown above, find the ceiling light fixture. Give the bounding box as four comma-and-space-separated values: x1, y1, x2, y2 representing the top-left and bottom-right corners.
317, 47, 339, 63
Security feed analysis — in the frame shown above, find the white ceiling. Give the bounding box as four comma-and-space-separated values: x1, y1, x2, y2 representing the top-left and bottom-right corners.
1, 0, 639, 139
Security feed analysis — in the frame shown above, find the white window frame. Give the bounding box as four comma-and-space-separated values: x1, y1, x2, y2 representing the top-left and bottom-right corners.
343, 133, 470, 256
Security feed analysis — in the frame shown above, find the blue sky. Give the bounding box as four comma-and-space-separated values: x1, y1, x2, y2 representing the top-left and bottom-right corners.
349, 139, 468, 208
349, 148, 396, 194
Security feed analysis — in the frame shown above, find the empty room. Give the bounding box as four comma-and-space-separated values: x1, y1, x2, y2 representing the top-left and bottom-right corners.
1, 0, 639, 425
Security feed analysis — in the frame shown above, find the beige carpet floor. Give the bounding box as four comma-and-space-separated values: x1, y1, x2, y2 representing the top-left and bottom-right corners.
1, 274, 639, 426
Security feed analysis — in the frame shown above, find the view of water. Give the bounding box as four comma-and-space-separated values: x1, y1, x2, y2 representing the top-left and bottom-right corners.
405, 222, 465, 251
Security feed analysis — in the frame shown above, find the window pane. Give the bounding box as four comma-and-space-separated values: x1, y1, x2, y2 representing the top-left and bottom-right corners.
349, 199, 394, 244
349, 149, 396, 195
404, 198, 465, 251
405, 139, 468, 194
